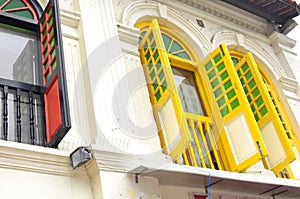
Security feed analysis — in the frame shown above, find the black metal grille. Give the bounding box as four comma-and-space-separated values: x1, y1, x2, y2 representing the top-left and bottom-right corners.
0, 78, 46, 146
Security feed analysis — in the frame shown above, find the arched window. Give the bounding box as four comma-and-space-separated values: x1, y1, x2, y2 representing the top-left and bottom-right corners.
137, 19, 222, 170
0, 0, 70, 147
138, 19, 300, 178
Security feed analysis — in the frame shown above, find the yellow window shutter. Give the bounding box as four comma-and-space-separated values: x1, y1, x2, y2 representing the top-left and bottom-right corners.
138, 19, 191, 159
234, 52, 296, 173
198, 44, 268, 172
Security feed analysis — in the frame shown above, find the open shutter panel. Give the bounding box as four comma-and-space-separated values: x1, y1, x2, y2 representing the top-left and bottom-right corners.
39, 0, 71, 147
234, 53, 296, 173
138, 19, 191, 159
198, 44, 268, 172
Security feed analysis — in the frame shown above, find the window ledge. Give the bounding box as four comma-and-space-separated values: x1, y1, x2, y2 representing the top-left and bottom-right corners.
141, 164, 300, 198
0, 140, 86, 176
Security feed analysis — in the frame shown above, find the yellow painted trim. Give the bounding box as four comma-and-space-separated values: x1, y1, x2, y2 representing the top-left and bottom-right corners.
138, 19, 191, 160
235, 53, 296, 173
230, 49, 300, 177
198, 44, 267, 172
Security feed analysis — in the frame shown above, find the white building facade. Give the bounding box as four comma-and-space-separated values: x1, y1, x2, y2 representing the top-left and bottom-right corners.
1, 0, 300, 198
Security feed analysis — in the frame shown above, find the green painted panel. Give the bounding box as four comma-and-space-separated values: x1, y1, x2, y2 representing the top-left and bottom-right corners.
170, 40, 182, 53
242, 63, 249, 72
3, 0, 25, 10
153, 81, 158, 90
148, 62, 153, 71
260, 106, 268, 116
256, 97, 263, 107
154, 51, 159, 60
146, 51, 150, 60
217, 62, 225, 72
254, 113, 259, 122
252, 88, 260, 98
159, 71, 165, 81
50, 38, 55, 48
162, 81, 168, 91
214, 53, 222, 63
230, 99, 240, 110
214, 87, 223, 98
162, 34, 171, 50
149, 32, 154, 42
221, 106, 229, 117
49, 28, 54, 37
0, 0, 7, 5
245, 71, 253, 81
51, 49, 56, 58
205, 62, 212, 71
220, 71, 229, 81
208, 70, 216, 80
251, 104, 255, 112
150, 70, 156, 80
224, 80, 232, 90
218, 97, 226, 107
156, 61, 162, 71
173, 52, 190, 60
151, 40, 156, 49
211, 79, 219, 88
155, 90, 161, 101
248, 79, 256, 89
49, 17, 53, 26
232, 58, 239, 65
52, 60, 57, 71
247, 95, 252, 103
47, 6, 53, 15
227, 89, 236, 100
244, 87, 249, 94
11, 10, 33, 19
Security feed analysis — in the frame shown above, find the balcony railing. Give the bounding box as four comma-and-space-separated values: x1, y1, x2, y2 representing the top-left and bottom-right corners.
0, 78, 45, 146
176, 112, 223, 170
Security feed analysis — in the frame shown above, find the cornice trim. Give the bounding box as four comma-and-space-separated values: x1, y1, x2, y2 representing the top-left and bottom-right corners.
60, 8, 80, 29
168, 0, 274, 35
0, 141, 87, 177
88, 144, 173, 174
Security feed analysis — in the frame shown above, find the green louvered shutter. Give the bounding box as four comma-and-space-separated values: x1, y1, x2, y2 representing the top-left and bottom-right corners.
234, 52, 296, 173
198, 44, 268, 172
138, 19, 190, 159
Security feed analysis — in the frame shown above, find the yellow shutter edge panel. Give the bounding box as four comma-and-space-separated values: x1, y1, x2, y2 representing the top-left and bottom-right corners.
235, 53, 296, 174
138, 19, 191, 160
198, 44, 268, 172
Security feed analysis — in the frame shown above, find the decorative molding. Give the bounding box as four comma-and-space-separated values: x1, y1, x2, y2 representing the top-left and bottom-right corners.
269, 32, 296, 49
122, 1, 213, 57
87, 144, 173, 174
161, 0, 274, 36
60, 9, 80, 29
268, 31, 297, 55
117, 23, 140, 46
158, 3, 168, 19
280, 76, 299, 93
0, 141, 87, 177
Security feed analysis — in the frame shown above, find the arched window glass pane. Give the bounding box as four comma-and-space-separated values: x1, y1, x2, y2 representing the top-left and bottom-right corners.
162, 33, 191, 60
0, 23, 40, 85
0, 0, 35, 19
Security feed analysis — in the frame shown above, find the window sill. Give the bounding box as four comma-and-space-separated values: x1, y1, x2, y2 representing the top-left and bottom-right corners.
0, 140, 86, 176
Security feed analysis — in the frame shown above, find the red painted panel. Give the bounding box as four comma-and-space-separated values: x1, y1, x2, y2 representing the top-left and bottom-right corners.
44, 76, 62, 143
194, 195, 207, 199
